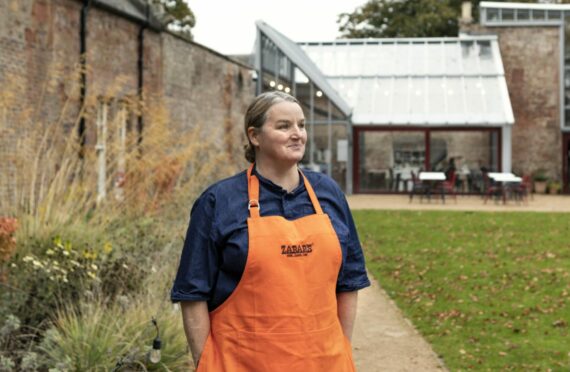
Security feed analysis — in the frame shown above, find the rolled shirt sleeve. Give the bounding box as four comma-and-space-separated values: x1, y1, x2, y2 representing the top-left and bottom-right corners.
171, 190, 219, 303
333, 187, 371, 293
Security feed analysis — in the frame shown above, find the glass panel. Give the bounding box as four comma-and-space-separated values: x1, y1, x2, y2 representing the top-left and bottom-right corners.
348, 45, 365, 76
305, 123, 348, 189
427, 42, 446, 75
478, 41, 495, 74
430, 131, 499, 193
427, 78, 446, 118
278, 53, 290, 80
358, 131, 425, 192
294, 67, 309, 84
409, 78, 427, 117
378, 44, 396, 75
548, 10, 562, 20
356, 80, 374, 115
372, 78, 392, 117
444, 42, 461, 74
446, 78, 464, 116
394, 43, 411, 75
392, 78, 410, 115
464, 79, 485, 118
482, 78, 503, 117
343, 79, 359, 108
487, 8, 499, 22
566, 108, 570, 127
502, 9, 514, 21
322, 48, 335, 76
461, 41, 479, 72
335, 45, 349, 75
362, 45, 379, 75
532, 10, 545, 21
517, 9, 530, 21
410, 42, 428, 75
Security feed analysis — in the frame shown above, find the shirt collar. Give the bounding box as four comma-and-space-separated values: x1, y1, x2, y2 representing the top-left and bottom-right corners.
252, 164, 305, 195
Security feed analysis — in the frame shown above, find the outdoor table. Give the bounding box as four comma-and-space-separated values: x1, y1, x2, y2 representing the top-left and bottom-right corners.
418, 172, 446, 202
487, 172, 522, 203
419, 172, 446, 181
488, 173, 522, 183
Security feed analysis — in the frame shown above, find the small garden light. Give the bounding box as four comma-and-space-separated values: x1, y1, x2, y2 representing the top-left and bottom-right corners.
148, 317, 162, 364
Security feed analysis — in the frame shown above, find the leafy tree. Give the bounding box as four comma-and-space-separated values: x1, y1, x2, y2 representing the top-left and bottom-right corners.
150, 0, 196, 39
338, 0, 569, 39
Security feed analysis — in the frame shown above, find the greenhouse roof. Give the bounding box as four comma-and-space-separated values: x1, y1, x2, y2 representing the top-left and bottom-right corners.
299, 36, 514, 126
255, 21, 352, 116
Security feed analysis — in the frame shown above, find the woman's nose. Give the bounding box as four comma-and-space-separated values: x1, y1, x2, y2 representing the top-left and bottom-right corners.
291, 124, 302, 137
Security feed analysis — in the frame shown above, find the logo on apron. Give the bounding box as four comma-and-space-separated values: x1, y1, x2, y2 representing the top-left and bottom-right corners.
280, 243, 313, 257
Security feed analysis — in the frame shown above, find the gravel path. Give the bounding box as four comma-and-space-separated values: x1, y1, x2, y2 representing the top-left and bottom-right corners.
349, 194, 570, 371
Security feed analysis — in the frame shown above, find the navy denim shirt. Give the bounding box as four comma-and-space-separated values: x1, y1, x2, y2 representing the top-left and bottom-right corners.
171, 167, 370, 311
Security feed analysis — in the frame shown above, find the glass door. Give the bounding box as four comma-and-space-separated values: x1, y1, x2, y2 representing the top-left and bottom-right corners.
357, 130, 425, 193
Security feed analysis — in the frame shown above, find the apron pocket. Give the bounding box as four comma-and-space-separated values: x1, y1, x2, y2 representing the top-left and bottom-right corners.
236, 323, 353, 372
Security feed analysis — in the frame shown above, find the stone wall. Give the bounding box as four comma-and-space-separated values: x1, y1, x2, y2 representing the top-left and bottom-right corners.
161, 35, 254, 159
0, 0, 255, 213
472, 25, 562, 180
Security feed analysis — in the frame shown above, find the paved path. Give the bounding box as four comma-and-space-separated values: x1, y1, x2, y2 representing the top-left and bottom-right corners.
350, 194, 570, 371
353, 277, 446, 372
348, 194, 570, 213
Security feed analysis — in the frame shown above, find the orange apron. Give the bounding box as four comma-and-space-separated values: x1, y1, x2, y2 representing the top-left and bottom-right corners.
196, 165, 356, 372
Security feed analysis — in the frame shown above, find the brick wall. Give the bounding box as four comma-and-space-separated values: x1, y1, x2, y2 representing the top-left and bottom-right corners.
0, 0, 255, 214
480, 26, 562, 180
161, 34, 254, 160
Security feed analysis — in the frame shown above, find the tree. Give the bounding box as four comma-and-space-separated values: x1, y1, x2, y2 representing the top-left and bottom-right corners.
150, 0, 196, 39
338, 0, 569, 39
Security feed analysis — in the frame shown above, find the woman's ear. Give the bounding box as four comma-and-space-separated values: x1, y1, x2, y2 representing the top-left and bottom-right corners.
248, 127, 260, 147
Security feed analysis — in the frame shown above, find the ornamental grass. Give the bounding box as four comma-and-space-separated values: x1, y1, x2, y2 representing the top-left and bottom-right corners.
0, 62, 239, 369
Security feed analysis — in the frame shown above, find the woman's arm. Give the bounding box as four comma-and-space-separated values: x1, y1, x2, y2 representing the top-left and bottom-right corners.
336, 291, 358, 341
180, 301, 210, 367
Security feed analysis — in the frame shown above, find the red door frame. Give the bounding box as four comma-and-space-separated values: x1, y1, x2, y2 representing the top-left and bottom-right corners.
352, 126, 502, 194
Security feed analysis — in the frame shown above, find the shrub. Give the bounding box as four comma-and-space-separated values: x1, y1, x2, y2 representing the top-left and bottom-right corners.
0, 217, 18, 282
4, 233, 148, 330
39, 299, 192, 370
532, 168, 548, 182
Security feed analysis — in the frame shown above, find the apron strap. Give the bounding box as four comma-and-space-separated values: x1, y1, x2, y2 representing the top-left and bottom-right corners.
299, 170, 324, 215
247, 164, 325, 218
247, 164, 261, 218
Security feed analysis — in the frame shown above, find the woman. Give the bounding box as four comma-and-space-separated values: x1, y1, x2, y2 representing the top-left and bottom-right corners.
171, 91, 370, 371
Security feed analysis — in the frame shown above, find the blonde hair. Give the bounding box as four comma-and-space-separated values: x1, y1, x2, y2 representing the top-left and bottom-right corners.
243, 91, 300, 163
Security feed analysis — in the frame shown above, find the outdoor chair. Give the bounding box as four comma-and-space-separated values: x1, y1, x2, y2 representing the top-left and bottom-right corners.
409, 171, 428, 202
437, 170, 457, 203
511, 174, 532, 203
482, 172, 504, 204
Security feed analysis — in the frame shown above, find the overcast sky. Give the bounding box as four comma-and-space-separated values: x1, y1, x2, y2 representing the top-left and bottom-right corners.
185, 0, 367, 55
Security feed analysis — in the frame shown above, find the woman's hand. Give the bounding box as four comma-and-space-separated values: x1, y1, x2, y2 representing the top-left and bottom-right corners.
180, 301, 210, 367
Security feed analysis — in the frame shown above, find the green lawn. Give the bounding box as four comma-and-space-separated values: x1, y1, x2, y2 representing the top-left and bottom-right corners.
353, 210, 570, 371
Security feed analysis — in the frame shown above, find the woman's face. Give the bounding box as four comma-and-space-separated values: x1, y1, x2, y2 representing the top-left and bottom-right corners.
249, 101, 307, 166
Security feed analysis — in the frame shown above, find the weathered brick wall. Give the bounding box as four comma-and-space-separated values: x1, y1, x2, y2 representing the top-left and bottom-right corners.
485, 26, 561, 180
161, 34, 255, 162
0, 0, 81, 210
0, 0, 255, 214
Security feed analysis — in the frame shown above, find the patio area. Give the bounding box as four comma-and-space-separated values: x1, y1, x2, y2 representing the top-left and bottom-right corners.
347, 194, 570, 212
